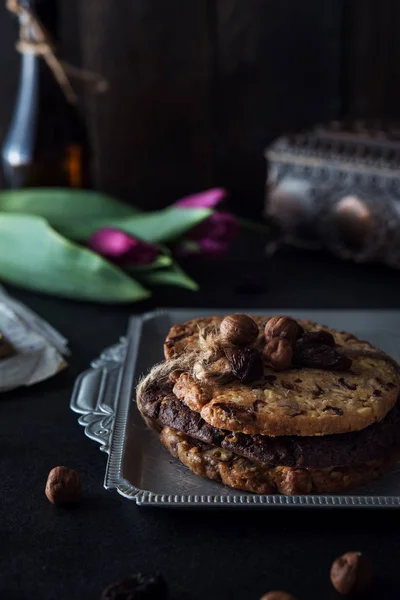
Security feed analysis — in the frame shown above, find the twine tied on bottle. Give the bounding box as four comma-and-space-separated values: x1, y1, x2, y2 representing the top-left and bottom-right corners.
6, 0, 108, 105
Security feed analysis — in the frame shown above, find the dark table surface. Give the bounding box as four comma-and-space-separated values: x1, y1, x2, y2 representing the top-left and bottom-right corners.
2, 241, 400, 600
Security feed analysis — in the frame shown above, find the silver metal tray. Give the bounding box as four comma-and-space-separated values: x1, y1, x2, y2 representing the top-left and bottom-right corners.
70, 309, 400, 508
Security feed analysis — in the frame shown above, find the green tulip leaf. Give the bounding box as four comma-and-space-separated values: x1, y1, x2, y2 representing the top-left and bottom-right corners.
60, 207, 212, 243
138, 261, 198, 291
0, 214, 150, 303
0, 188, 139, 229
126, 254, 172, 273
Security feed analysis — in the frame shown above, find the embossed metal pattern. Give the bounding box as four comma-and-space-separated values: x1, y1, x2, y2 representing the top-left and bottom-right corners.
265, 130, 400, 268
71, 309, 400, 507
70, 338, 127, 452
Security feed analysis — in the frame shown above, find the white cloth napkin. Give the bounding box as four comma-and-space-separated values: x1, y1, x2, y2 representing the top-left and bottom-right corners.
0, 286, 69, 392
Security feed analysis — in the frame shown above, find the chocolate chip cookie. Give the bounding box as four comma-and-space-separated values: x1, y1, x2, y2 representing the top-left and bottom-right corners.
158, 425, 397, 496
165, 316, 400, 436
138, 379, 400, 469
136, 314, 400, 495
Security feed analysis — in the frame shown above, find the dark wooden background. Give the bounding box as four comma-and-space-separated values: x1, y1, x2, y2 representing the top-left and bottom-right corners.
0, 1, 399, 214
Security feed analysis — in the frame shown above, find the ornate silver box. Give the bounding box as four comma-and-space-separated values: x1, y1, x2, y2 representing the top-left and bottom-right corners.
266, 124, 400, 268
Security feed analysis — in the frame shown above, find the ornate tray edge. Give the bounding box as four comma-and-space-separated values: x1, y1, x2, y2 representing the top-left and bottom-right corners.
116, 489, 400, 508
70, 310, 172, 505
103, 310, 168, 497
70, 338, 128, 453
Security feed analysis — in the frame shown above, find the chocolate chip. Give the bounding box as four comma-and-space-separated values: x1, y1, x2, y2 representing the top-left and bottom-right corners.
225, 347, 264, 384
253, 400, 267, 412
293, 343, 352, 371
372, 389, 382, 397
278, 399, 303, 416
299, 330, 335, 347
323, 406, 344, 415
281, 381, 295, 391
294, 378, 303, 383
214, 402, 256, 421
376, 377, 385, 385
338, 377, 358, 390
312, 384, 325, 398
387, 382, 396, 389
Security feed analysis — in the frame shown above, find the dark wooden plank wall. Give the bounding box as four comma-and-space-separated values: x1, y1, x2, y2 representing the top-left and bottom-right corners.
215, 0, 342, 211
79, 0, 215, 209
344, 0, 400, 120
78, 0, 342, 213
1, 1, 399, 213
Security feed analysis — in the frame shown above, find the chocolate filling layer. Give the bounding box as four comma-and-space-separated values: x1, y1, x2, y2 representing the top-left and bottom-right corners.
139, 380, 400, 468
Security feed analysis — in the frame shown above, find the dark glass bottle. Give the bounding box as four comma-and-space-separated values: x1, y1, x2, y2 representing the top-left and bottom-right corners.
1, 0, 90, 189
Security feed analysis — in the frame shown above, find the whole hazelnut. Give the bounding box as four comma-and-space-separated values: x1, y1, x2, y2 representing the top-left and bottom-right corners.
263, 337, 293, 370
45, 466, 82, 505
330, 551, 372, 595
264, 317, 300, 348
220, 314, 259, 347
260, 592, 297, 600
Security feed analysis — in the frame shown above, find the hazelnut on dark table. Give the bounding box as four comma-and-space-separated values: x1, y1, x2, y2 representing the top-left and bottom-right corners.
330, 551, 372, 595
220, 314, 259, 347
45, 466, 82, 506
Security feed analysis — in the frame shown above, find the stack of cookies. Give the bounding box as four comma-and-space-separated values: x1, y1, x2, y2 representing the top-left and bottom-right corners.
137, 314, 400, 495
